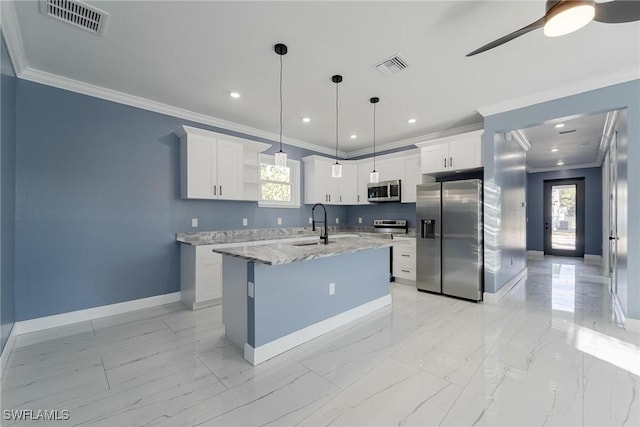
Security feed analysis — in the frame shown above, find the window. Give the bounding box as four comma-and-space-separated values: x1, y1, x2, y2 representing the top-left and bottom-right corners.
258, 154, 300, 208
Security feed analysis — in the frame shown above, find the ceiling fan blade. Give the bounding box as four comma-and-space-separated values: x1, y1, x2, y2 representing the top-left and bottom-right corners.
466, 17, 545, 57
594, 0, 640, 23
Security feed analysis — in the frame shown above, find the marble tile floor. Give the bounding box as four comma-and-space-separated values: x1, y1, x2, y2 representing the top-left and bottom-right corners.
1, 256, 638, 426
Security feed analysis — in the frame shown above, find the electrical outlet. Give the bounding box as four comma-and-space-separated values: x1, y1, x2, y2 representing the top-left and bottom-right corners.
247, 281, 254, 298
309, 217, 313, 224
358, 217, 362, 224
335, 218, 339, 224
242, 218, 248, 226
329, 282, 335, 295
277, 218, 282, 225
191, 218, 198, 228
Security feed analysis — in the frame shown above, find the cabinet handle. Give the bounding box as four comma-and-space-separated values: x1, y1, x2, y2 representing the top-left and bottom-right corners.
219, 185, 222, 196
214, 186, 217, 196
329, 194, 331, 202
401, 269, 410, 273
340, 195, 342, 203
358, 195, 360, 202
444, 158, 447, 168
401, 254, 410, 257
450, 157, 453, 168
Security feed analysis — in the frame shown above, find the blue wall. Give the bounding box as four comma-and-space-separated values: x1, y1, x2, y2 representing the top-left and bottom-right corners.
526, 168, 602, 255
1, 32, 17, 352
483, 80, 639, 319
14, 80, 347, 321
346, 203, 416, 228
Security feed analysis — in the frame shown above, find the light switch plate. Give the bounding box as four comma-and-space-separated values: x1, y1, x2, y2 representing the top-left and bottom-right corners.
329, 282, 335, 295
308, 217, 313, 224
191, 218, 198, 228
277, 218, 282, 225
335, 218, 339, 224
242, 218, 248, 226
247, 281, 254, 298
358, 217, 362, 224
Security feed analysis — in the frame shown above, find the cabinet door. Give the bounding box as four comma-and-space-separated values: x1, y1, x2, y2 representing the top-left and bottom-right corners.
216, 139, 244, 200
182, 134, 215, 199
378, 157, 403, 182
338, 163, 358, 204
304, 156, 337, 204
195, 249, 222, 302
420, 143, 448, 174
401, 155, 421, 203
356, 161, 373, 205
448, 137, 481, 170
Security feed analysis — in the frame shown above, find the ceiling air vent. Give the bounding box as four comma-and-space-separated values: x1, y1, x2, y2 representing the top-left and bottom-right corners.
40, 0, 108, 36
374, 54, 409, 76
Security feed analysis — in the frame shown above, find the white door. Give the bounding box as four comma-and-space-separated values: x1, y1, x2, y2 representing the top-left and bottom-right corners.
448, 137, 480, 170
420, 143, 448, 173
609, 132, 618, 293
185, 134, 215, 199
216, 139, 244, 200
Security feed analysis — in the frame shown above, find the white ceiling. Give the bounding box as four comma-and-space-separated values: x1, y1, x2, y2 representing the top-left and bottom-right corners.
520, 111, 609, 171
5, 1, 640, 156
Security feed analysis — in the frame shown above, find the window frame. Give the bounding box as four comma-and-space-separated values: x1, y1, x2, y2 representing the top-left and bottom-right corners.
257, 153, 301, 208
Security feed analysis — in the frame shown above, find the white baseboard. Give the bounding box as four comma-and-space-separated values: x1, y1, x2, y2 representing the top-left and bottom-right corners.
484, 268, 528, 304
244, 294, 392, 365
190, 297, 222, 311
13, 292, 181, 335
527, 250, 544, 259
584, 254, 603, 265
1, 325, 17, 378
578, 274, 610, 284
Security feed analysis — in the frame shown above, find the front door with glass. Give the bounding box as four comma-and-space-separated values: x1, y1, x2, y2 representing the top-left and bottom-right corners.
543, 178, 585, 257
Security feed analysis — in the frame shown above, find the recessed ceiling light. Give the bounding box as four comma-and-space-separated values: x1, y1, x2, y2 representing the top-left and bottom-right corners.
557, 161, 564, 166
408, 118, 417, 124
229, 92, 241, 99
350, 134, 358, 139
551, 148, 559, 152
302, 117, 311, 123
555, 123, 565, 128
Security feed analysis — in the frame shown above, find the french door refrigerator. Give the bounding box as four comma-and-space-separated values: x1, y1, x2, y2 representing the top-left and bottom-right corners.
416, 179, 483, 301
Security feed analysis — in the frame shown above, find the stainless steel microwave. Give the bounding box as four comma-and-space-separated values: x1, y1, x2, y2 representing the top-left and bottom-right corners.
367, 180, 401, 202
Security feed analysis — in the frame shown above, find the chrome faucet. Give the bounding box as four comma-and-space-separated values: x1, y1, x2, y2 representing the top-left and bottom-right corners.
311, 203, 328, 245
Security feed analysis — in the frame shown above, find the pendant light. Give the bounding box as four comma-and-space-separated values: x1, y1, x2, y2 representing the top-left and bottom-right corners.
369, 97, 380, 184
274, 43, 288, 168
331, 75, 343, 178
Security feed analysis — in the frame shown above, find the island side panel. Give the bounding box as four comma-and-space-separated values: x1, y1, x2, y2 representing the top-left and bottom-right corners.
252, 247, 390, 347
221, 254, 248, 349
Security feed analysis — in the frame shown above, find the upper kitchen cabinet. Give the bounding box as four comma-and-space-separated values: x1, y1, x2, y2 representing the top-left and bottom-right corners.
303, 155, 358, 205
178, 126, 270, 201
400, 154, 421, 203
356, 160, 373, 205
416, 130, 483, 175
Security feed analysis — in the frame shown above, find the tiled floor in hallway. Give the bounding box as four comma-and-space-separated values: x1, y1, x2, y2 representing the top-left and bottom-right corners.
2, 256, 638, 426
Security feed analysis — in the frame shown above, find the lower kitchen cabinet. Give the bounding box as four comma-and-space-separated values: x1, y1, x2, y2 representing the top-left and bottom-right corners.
180, 244, 222, 309
393, 237, 416, 282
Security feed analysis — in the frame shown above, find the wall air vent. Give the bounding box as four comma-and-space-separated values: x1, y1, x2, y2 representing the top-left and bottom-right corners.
374, 54, 409, 76
40, 0, 108, 36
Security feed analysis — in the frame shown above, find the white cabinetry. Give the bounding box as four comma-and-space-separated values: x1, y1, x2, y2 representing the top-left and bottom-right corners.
416, 130, 483, 174
393, 237, 416, 282
178, 126, 269, 201
401, 154, 421, 203
356, 160, 373, 205
303, 156, 358, 205
180, 245, 222, 310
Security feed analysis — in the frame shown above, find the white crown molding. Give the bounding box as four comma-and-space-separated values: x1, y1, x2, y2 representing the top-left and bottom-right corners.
0, 0, 28, 75
19, 67, 344, 157
346, 122, 483, 158
478, 67, 640, 117
509, 130, 531, 151
527, 161, 600, 174
596, 109, 619, 165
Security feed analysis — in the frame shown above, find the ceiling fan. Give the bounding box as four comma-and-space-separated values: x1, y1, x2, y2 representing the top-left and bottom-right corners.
466, 0, 640, 57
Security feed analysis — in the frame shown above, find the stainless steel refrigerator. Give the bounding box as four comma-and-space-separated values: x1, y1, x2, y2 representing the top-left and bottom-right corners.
416, 179, 483, 301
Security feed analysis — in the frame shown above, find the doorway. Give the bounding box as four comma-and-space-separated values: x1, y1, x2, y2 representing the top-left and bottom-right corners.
543, 178, 585, 257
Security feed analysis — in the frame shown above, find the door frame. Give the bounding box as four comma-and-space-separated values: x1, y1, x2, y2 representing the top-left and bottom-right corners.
543, 178, 585, 257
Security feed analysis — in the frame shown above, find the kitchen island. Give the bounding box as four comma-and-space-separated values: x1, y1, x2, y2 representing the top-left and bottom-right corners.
212, 235, 394, 365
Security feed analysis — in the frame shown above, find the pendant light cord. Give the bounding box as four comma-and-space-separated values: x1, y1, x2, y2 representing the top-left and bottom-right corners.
373, 102, 376, 171
279, 53, 283, 152
335, 81, 339, 163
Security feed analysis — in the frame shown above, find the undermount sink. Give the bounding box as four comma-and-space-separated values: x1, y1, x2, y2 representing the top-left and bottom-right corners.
292, 240, 334, 247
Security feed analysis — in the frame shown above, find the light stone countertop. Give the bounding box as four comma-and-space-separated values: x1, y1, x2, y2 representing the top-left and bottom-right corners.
209, 235, 396, 265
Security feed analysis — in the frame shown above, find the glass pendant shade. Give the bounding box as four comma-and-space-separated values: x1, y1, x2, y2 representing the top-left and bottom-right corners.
544, 2, 594, 37
332, 163, 342, 178
274, 151, 287, 168
369, 170, 379, 184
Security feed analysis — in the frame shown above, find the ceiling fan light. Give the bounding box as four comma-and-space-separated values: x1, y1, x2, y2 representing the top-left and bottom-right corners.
544, 1, 595, 37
